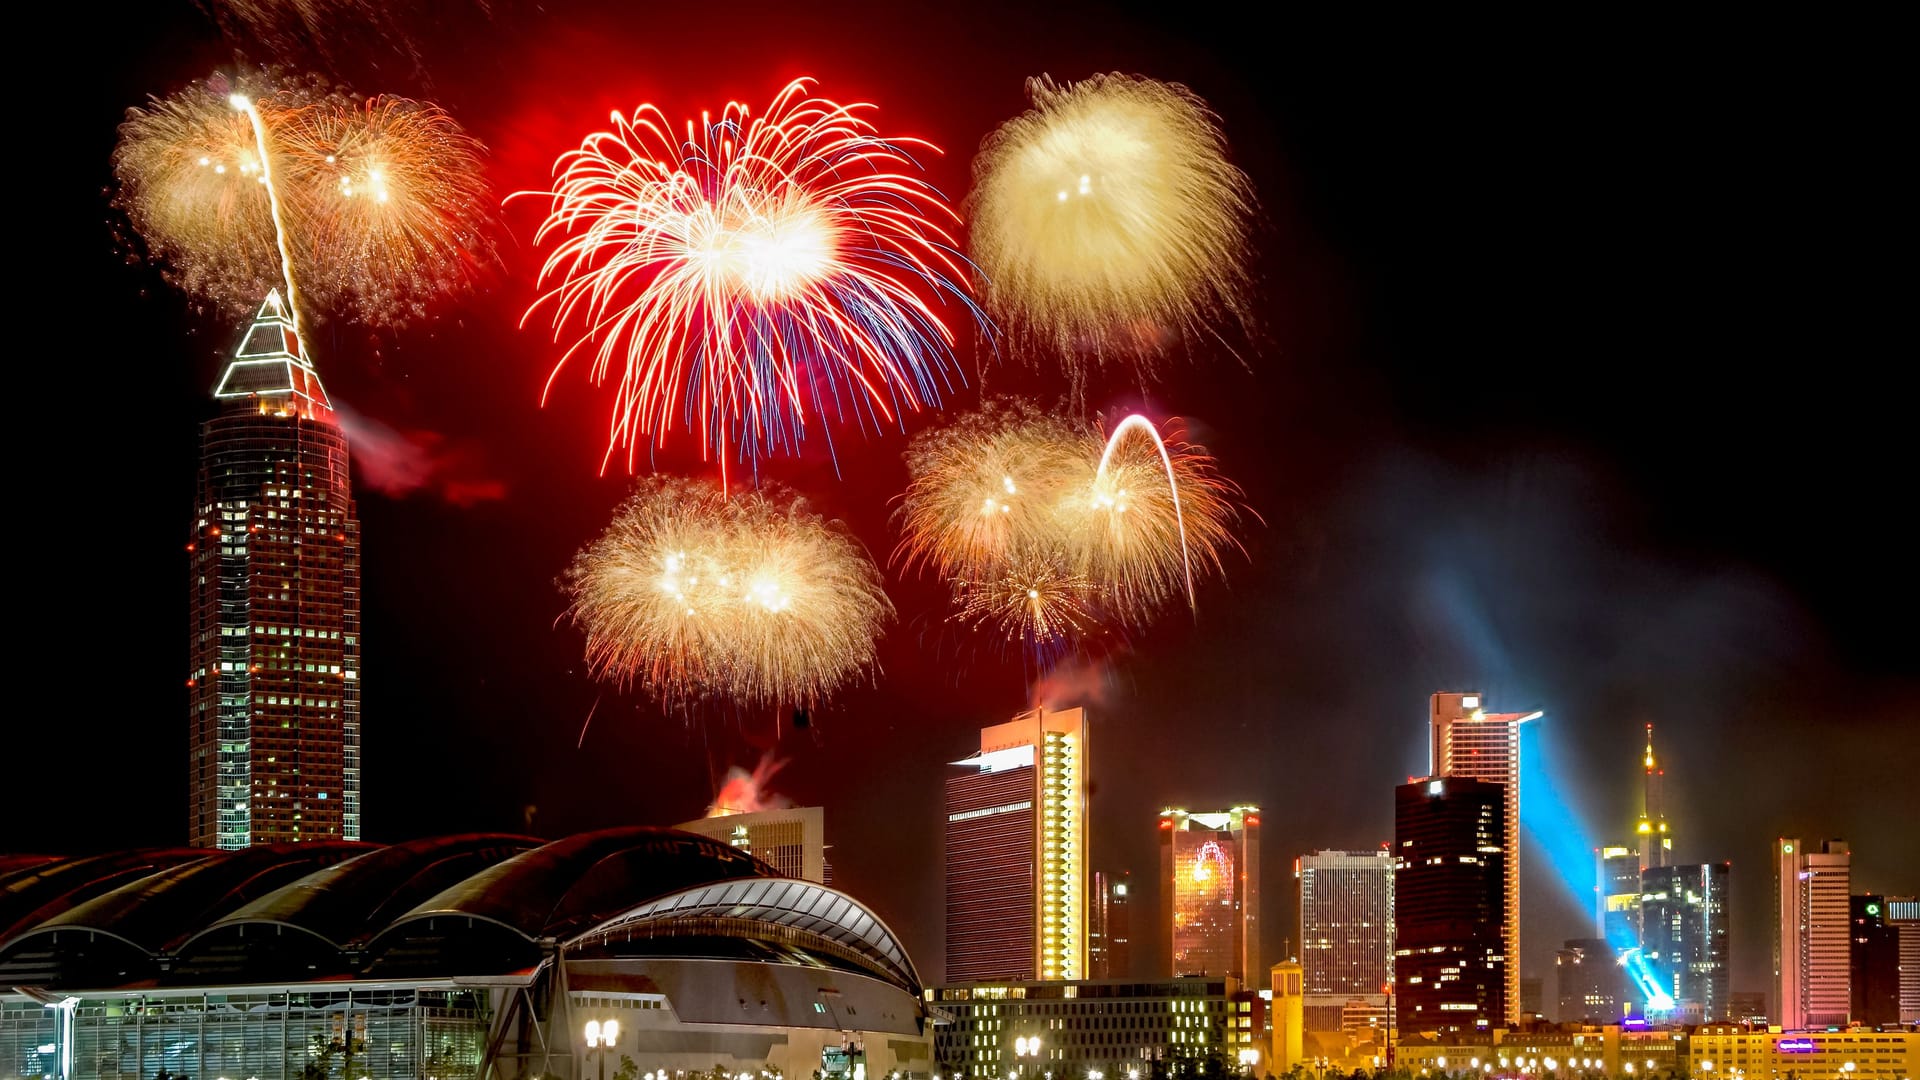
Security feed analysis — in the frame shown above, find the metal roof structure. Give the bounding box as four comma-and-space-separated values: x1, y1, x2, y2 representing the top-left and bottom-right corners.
0, 827, 921, 997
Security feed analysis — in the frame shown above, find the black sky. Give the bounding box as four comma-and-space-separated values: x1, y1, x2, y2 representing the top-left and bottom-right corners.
15, 2, 1916, 1004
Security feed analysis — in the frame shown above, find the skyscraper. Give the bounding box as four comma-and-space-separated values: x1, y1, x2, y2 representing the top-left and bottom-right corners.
1851, 895, 1901, 1027
1776, 838, 1851, 1030
1555, 938, 1624, 1023
1160, 807, 1260, 981
188, 293, 360, 849
1640, 862, 1731, 1021
1887, 897, 1920, 1024
675, 806, 828, 883
1598, 845, 1643, 952
1090, 870, 1133, 978
1635, 724, 1673, 871
1297, 849, 1393, 1031
1393, 776, 1507, 1035
945, 707, 1086, 982
1429, 692, 1537, 1023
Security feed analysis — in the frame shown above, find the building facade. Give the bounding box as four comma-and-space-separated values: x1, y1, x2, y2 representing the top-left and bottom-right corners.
1394, 1026, 1683, 1078
1161, 808, 1260, 982
1297, 848, 1393, 1031
1850, 894, 1901, 1027
928, 978, 1240, 1079
675, 806, 828, 883
1775, 838, 1851, 1030
1393, 776, 1507, 1035
1685, 1026, 1918, 1080
1599, 845, 1642, 952
188, 292, 360, 849
1091, 871, 1133, 979
1429, 692, 1536, 1023
946, 708, 1087, 982
1268, 961, 1304, 1074
1553, 938, 1624, 1023
1639, 862, 1731, 1022
1889, 896, 1920, 1023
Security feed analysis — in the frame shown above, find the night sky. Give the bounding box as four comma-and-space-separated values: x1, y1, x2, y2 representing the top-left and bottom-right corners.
16, 3, 1915, 1006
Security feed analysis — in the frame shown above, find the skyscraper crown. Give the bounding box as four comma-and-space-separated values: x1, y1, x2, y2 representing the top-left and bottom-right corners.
213, 291, 332, 416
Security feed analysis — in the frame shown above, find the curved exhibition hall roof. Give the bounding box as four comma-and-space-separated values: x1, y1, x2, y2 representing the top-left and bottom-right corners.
0, 827, 918, 996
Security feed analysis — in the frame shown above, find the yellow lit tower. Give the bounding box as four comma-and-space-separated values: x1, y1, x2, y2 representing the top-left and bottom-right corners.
945, 707, 1087, 981
1637, 723, 1672, 871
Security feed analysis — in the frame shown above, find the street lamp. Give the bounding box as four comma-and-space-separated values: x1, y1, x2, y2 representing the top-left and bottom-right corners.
583, 1018, 621, 1080
1015, 1035, 1043, 1080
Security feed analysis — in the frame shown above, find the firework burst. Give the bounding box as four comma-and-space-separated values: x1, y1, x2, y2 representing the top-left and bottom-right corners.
969, 73, 1255, 376
522, 78, 985, 478
896, 401, 1243, 652
113, 74, 499, 328
566, 478, 893, 708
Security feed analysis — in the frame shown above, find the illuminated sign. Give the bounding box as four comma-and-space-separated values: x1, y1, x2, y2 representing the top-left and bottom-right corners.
1866, 902, 1881, 916
1776, 1040, 1815, 1053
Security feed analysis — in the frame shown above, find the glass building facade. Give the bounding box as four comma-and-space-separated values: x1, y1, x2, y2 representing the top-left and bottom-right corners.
1296, 847, 1393, 1028
1393, 776, 1508, 1035
1640, 862, 1731, 1022
189, 292, 360, 848
0, 986, 487, 1080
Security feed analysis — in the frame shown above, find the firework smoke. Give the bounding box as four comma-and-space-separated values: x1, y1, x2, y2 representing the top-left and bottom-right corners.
522, 78, 985, 478
969, 73, 1255, 376
566, 478, 893, 708
706, 753, 789, 817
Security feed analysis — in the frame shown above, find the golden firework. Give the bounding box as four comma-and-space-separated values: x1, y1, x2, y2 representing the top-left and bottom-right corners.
896, 401, 1244, 649
969, 73, 1255, 375
114, 75, 500, 328
567, 478, 893, 708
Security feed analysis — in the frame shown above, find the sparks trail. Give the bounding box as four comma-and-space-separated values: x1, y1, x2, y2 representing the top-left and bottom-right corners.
520, 78, 988, 481
895, 400, 1244, 652
113, 74, 500, 328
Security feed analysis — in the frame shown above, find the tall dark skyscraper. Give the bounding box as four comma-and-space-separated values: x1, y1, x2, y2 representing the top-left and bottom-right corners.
1555, 938, 1624, 1023
1851, 895, 1901, 1027
1640, 862, 1731, 1021
188, 293, 360, 849
1089, 870, 1132, 978
1393, 776, 1507, 1035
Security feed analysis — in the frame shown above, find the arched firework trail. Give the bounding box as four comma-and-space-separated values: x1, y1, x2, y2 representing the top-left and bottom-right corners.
523, 79, 987, 481
896, 401, 1245, 654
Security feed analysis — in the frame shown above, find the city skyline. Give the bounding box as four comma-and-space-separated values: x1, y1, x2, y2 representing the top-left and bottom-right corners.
17, 0, 1917, 1029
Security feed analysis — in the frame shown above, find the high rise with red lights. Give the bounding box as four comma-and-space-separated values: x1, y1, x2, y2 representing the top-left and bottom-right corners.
187, 293, 360, 849
1429, 691, 1538, 1024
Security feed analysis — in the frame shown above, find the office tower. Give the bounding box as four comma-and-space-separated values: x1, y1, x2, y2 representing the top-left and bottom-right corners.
945, 707, 1086, 982
1635, 724, 1673, 871
675, 806, 828, 882
1775, 838, 1851, 1030
1555, 938, 1624, 1023
1393, 776, 1507, 1035
1429, 692, 1537, 1022
188, 292, 360, 849
1640, 862, 1731, 1021
1728, 990, 1768, 1025
1599, 845, 1643, 951
1089, 871, 1133, 978
1297, 848, 1393, 1031
1161, 807, 1260, 981
1520, 977, 1543, 1019
1269, 961, 1305, 1075
1851, 895, 1901, 1027
1890, 897, 1920, 1023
